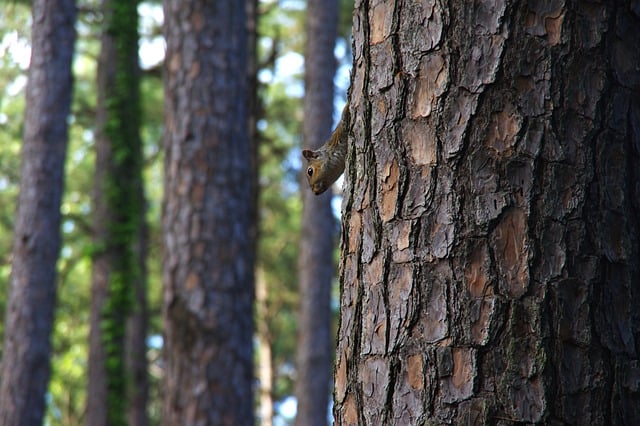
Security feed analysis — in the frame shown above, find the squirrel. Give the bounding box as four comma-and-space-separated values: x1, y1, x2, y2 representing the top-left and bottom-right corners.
302, 105, 350, 195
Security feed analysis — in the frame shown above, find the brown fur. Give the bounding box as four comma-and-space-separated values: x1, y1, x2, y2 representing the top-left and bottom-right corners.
302, 106, 350, 195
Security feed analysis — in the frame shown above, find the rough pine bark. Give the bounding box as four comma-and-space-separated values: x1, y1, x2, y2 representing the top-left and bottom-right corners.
296, 0, 339, 424
162, 1, 255, 425
0, 0, 76, 425
335, 0, 640, 424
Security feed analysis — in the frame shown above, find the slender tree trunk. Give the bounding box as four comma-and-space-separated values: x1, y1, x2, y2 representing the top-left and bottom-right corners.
127, 192, 149, 426
296, 0, 339, 425
246, 3, 264, 418
162, 1, 255, 424
248, 0, 267, 423
335, 0, 640, 424
256, 271, 274, 426
87, 1, 147, 425
0, 0, 76, 424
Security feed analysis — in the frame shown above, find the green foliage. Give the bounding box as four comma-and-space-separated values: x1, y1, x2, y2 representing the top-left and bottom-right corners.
46, 22, 98, 425
48, 331, 89, 425
254, 0, 352, 412
338, 0, 355, 41
0, 1, 353, 424
0, 2, 162, 424
99, 0, 144, 425
254, 3, 307, 408
0, 0, 31, 351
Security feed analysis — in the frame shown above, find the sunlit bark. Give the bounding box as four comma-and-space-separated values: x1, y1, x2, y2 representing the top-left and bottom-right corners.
335, 1, 640, 424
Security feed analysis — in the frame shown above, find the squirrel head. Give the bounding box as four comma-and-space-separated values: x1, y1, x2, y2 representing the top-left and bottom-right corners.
302, 148, 343, 195
301, 106, 349, 195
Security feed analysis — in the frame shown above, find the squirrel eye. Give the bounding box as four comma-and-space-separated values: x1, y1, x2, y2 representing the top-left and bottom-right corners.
307, 167, 314, 177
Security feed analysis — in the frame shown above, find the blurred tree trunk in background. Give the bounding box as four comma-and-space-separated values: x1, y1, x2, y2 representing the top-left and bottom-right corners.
122, 2, 150, 423
256, 271, 274, 426
86, 0, 147, 425
162, 0, 256, 424
0, 0, 76, 424
126, 189, 149, 426
296, 0, 339, 424
335, 0, 640, 424
249, 0, 270, 424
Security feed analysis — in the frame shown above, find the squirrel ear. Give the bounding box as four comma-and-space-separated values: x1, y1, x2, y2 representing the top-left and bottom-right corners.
302, 149, 318, 160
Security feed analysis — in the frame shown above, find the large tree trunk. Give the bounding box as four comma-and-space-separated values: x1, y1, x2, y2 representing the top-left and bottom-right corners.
295, 0, 339, 425
335, 0, 640, 424
161, 1, 255, 425
0, 0, 76, 425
